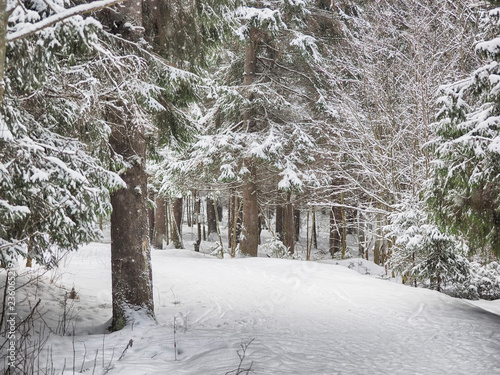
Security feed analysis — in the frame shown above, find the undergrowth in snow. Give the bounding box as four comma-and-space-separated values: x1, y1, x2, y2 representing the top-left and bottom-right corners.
1, 229, 500, 374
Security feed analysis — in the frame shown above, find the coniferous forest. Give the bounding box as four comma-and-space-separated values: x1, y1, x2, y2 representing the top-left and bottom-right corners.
1, 1, 500, 374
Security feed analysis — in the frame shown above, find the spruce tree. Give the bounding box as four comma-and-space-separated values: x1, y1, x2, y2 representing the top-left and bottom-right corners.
0, 1, 125, 267
429, 5, 500, 257
387, 199, 470, 290
166, 1, 334, 256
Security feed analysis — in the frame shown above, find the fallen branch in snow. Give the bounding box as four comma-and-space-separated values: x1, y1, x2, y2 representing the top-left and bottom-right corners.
225, 339, 254, 375
118, 339, 133, 361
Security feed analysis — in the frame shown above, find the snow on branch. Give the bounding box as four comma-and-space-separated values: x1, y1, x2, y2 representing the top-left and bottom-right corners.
7, 0, 125, 42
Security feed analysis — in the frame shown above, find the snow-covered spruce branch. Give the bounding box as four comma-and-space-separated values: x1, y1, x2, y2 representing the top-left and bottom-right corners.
7, 0, 125, 42
0, 231, 46, 251
100, 33, 203, 84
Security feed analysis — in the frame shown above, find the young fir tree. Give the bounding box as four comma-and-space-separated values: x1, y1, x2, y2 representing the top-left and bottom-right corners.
387, 199, 470, 291
429, 4, 500, 257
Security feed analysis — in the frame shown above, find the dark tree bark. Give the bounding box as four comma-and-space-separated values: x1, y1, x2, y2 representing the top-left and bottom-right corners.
340, 193, 347, 259
374, 213, 384, 265
108, 0, 154, 332
217, 199, 223, 222
275, 205, 284, 241
236, 197, 243, 243
148, 193, 155, 241
258, 213, 262, 245
165, 197, 169, 246
329, 206, 341, 257
194, 191, 201, 252
230, 194, 242, 255
356, 209, 366, 258
153, 196, 167, 249
109, 111, 154, 331
283, 192, 295, 254
243, 27, 257, 127
171, 197, 183, 248
186, 194, 192, 227
374, 240, 381, 265
312, 208, 318, 250
307, 208, 314, 261
206, 196, 217, 241
228, 190, 233, 249
239, 26, 260, 257
294, 209, 300, 241
240, 165, 259, 257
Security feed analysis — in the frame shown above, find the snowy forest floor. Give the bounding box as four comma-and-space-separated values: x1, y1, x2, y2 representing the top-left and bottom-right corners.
2, 224, 500, 375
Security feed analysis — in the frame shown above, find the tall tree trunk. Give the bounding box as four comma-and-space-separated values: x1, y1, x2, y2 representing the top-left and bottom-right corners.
186, 194, 192, 227
357, 209, 365, 258
153, 196, 167, 249
258, 213, 262, 245
275, 205, 284, 241
206, 196, 217, 241
373, 212, 383, 265
231, 195, 242, 256
228, 189, 233, 249
240, 165, 259, 257
330, 206, 341, 257
148, 192, 155, 241
202, 213, 206, 241
374, 235, 381, 265
341, 193, 347, 259
294, 209, 300, 241
243, 27, 257, 124
108, 0, 154, 333
109, 114, 154, 331
329, 207, 335, 257
171, 197, 183, 248
306, 210, 311, 260
217, 199, 223, 222
213, 191, 224, 256
194, 191, 201, 252
283, 192, 295, 254
312, 208, 318, 250
307, 207, 315, 261
239, 26, 259, 257
165, 197, 169, 246
237, 198, 243, 243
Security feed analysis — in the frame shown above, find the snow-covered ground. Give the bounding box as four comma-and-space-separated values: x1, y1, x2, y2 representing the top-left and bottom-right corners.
3, 238, 500, 374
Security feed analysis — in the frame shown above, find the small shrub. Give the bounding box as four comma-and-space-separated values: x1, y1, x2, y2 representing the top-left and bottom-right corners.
450, 261, 500, 300
261, 238, 293, 259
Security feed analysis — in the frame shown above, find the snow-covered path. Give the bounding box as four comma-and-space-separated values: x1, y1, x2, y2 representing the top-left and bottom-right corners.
15, 244, 500, 374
